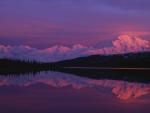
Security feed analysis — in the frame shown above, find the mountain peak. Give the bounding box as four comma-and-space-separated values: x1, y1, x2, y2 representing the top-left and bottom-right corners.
44, 45, 71, 53
112, 35, 150, 53
72, 44, 87, 49
115, 35, 150, 47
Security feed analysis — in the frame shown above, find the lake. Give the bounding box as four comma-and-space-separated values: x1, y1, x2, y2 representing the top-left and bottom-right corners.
0, 71, 150, 113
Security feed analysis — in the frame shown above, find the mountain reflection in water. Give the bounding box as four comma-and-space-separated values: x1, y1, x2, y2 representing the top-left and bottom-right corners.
0, 71, 150, 100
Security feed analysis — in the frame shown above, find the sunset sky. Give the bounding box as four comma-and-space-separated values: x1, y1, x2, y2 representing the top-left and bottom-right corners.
0, 0, 150, 48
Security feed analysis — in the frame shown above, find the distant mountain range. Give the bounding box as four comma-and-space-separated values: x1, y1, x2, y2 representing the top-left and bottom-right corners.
0, 35, 150, 62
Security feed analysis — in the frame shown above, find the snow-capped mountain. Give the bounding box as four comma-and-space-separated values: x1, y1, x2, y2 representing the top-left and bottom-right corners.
87, 35, 150, 55
0, 35, 150, 62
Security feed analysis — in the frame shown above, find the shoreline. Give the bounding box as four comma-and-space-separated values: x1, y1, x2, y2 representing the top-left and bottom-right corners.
64, 67, 150, 70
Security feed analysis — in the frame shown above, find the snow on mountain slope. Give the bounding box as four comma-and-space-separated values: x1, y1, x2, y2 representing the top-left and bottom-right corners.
113, 35, 150, 53
87, 35, 150, 55
0, 35, 150, 62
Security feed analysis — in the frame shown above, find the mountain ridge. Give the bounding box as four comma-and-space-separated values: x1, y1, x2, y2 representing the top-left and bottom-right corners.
51, 51, 150, 68
0, 35, 150, 62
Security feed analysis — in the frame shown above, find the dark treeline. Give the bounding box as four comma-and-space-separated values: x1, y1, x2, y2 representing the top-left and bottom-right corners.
51, 52, 150, 68
0, 59, 53, 75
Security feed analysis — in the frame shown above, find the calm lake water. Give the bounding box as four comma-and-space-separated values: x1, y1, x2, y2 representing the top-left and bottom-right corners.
0, 71, 150, 113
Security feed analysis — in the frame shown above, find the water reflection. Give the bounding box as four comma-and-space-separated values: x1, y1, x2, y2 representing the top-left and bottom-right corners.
0, 71, 150, 100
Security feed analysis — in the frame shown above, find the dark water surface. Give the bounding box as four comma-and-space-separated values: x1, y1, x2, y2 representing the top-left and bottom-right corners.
0, 71, 150, 113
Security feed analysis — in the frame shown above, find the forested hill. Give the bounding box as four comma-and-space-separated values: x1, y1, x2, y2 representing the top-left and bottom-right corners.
0, 52, 150, 75
50, 52, 150, 68
0, 52, 150, 73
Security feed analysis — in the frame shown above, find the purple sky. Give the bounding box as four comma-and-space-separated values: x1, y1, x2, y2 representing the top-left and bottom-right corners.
0, 0, 150, 48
